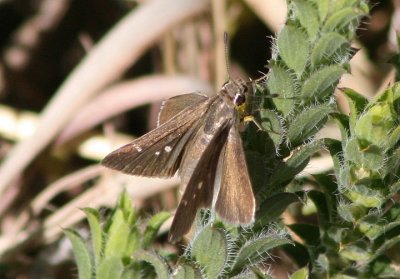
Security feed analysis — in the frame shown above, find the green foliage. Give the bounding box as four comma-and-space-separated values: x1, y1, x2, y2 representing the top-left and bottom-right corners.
255, 0, 400, 277
180, 221, 292, 278
66, 191, 171, 279
249, 0, 367, 205
289, 267, 309, 279
257, 0, 398, 277
67, 193, 291, 278
313, 84, 400, 278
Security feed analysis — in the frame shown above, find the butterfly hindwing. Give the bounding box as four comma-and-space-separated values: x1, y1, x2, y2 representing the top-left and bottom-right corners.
215, 125, 255, 225
168, 121, 230, 242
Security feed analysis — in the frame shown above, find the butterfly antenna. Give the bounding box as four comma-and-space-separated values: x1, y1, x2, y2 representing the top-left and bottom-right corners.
224, 32, 231, 80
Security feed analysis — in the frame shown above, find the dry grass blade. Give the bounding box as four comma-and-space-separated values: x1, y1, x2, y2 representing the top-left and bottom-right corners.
0, 0, 209, 198
31, 165, 103, 215
243, 0, 287, 32
57, 75, 213, 144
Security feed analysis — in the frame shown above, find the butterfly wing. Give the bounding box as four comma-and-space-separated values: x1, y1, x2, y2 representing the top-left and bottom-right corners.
158, 93, 208, 126
214, 124, 255, 225
168, 98, 233, 242
102, 95, 216, 177
168, 122, 230, 242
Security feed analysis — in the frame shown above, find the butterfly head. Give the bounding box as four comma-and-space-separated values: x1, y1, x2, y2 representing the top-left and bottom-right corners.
220, 78, 251, 117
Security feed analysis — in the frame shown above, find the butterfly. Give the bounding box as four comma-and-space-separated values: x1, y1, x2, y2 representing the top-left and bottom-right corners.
102, 78, 256, 242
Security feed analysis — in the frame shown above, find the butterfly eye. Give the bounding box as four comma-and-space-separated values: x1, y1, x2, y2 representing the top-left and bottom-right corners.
242, 84, 248, 92
234, 93, 246, 106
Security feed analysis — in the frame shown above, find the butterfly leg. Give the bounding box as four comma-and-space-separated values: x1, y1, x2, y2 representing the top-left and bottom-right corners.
244, 115, 264, 132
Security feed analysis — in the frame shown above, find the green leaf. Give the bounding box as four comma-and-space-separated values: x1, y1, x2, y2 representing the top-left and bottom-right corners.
386, 148, 400, 179
358, 215, 387, 241
367, 256, 400, 278
329, 0, 357, 11
65, 229, 93, 279
312, 174, 338, 225
258, 110, 284, 146
270, 141, 322, 186
337, 203, 367, 222
311, 33, 349, 67
266, 64, 296, 116
307, 190, 330, 228
300, 65, 345, 102
323, 138, 344, 178
104, 209, 140, 259
97, 257, 124, 279
313, 173, 338, 196
346, 184, 384, 208
310, 0, 329, 21
373, 221, 400, 246
331, 112, 350, 142
340, 242, 372, 262
369, 235, 400, 262
277, 25, 310, 77
117, 191, 137, 225
246, 150, 270, 194
386, 126, 400, 151
232, 236, 291, 273
322, 7, 360, 34
257, 192, 300, 226
82, 208, 103, 267
132, 250, 170, 279
341, 88, 369, 133
191, 225, 227, 278
354, 102, 396, 147
287, 105, 333, 146
294, 0, 320, 40
373, 82, 397, 104
267, 64, 296, 98
266, 153, 300, 186
142, 212, 171, 248
344, 139, 385, 172
120, 267, 141, 279
289, 266, 309, 279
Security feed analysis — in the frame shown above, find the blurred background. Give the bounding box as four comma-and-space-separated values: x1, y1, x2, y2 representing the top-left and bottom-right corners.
0, 0, 395, 277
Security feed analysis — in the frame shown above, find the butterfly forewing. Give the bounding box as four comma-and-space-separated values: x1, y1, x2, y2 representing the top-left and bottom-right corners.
158, 93, 208, 126
101, 96, 214, 177
215, 125, 255, 224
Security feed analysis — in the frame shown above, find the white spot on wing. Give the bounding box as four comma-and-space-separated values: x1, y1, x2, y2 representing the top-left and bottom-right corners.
183, 200, 188, 206
164, 146, 172, 152
134, 144, 142, 152
155, 151, 160, 156
192, 194, 196, 199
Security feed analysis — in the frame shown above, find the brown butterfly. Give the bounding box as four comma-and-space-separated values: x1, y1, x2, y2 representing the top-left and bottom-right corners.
102, 78, 256, 242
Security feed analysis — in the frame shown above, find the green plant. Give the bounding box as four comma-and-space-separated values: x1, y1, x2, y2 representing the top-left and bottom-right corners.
65, 192, 172, 279
66, 192, 293, 278
68, 0, 400, 278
